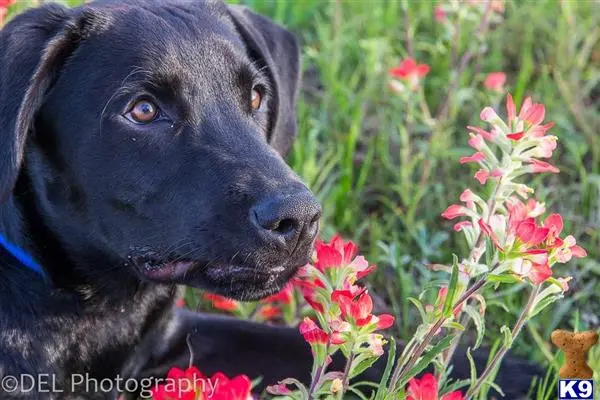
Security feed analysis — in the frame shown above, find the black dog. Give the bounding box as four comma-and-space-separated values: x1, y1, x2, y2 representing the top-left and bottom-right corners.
0, 1, 540, 398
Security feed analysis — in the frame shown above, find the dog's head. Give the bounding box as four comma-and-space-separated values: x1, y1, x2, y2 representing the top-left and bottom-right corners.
0, 0, 320, 300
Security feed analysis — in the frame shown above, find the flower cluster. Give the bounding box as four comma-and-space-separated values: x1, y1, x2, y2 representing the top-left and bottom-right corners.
442, 94, 586, 285
268, 235, 395, 398
151, 366, 252, 400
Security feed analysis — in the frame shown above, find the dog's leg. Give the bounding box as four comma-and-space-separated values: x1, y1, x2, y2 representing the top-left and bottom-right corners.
136, 309, 542, 398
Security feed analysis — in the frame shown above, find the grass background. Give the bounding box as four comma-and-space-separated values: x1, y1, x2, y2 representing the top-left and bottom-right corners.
5, 0, 600, 398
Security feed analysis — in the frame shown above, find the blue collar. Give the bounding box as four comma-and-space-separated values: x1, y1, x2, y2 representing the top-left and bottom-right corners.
0, 233, 48, 280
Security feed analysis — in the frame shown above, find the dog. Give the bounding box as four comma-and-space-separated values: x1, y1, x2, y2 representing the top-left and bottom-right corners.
0, 1, 541, 398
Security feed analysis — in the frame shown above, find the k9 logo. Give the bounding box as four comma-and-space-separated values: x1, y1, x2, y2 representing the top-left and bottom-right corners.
558, 379, 594, 400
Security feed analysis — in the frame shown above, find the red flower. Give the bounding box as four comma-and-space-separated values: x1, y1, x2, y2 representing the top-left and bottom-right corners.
299, 317, 329, 344
332, 289, 373, 326
434, 6, 446, 22
406, 373, 464, 400
441, 204, 468, 220
261, 284, 293, 304
478, 219, 504, 251
209, 373, 252, 400
527, 159, 559, 174
483, 72, 506, 93
528, 262, 552, 284
474, 168, 503, 184
175, 298, 186, 308
258, 305, 281, 320
314, 234, 357, 271
331, 288, 395, 329
204, 293, 239, 312
0, 0, 15, 7
389, 58, 430, 79
515, 218, 549, 246
389, 58, 430, 90
294, 275, 326, 313
151, 366, 205, 400
459, 152, 485, 164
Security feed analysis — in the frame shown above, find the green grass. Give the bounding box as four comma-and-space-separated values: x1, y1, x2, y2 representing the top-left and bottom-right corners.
5, 0, 600, 397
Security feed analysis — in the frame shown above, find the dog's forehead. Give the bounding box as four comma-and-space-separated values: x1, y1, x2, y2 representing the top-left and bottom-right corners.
86, 1, 247, 77
74, 1, 252, 116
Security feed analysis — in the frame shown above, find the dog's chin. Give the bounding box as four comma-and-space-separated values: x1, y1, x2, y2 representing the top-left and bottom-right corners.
132, 258, 301, 301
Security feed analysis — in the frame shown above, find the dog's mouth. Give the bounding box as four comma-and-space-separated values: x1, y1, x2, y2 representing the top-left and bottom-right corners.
128, 250, 303, 300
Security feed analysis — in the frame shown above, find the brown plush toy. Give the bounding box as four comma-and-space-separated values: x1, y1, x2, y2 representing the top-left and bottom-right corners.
551, 329, 598, 379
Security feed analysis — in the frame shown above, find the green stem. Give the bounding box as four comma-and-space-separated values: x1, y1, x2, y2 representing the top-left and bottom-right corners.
465, 284, 541, 399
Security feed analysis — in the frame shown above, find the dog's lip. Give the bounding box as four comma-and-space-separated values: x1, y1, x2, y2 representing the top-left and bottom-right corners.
132, 257, 286, 282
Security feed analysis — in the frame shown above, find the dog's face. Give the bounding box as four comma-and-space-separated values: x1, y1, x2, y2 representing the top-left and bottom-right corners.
0, 1, 320, 300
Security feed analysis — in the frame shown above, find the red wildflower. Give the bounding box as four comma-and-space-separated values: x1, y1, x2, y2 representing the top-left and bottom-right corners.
406, 373, 465, 400
478, 219, 504, 251
204, 294, 239, 312
483, 72, 506, 93
389, 58, 430, 90
389, 58, 430, 79
459, 152, 485, 164
258, 305, 281, 320
151, 366, 205, 400
295, 276, 326, 313
261, 284, 293, 304
515, 218, 549, 246
527, 159, 559, 174
299, 317, 329, 344
331, 288, 395, 329
434, 6, 446, 22
474, 168, 503, 184
208, 372, 253, 400
175, 298, 186, 308
528, 262, 552, 284
453, 221, 472, 232
441, 204, 468, 220
314, 234, 357, 271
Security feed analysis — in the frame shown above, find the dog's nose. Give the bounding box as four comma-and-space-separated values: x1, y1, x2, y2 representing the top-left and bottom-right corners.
251, 190, 321, 249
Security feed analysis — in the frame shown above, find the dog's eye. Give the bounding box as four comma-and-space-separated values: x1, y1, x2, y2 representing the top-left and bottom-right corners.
250, 87, 262, 111
126, 100, 159, 124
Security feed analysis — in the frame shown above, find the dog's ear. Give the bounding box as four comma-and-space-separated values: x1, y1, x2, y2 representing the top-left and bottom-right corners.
228, 6, 301, 156
0, 5, 107, 203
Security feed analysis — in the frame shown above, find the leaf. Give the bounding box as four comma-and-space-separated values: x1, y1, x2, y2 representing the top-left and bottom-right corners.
443, 254, 459, 318
466, 347, 478, 388
350, 354, 380, 379
463, 304, 486, 349
487, 274, 521, 284
444, 321, 465, 331
375, 337, 396, 400
408, 297, 427, 323
500, 325, 513, 348
400, 336, 454, 387
529, 295, 563, 319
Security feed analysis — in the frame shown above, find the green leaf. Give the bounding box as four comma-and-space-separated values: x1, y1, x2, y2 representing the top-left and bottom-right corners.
408, 297, 427, 323
400, 336, 454, 387
466, 347, 478, 388
350, 354, 380, 379
443, 254, 459, 318
487, 274, 521, 284
529, 295, 562, 319
500, 325, 513, 348
375, 338, 396, 400
444, 321, 465, 331
463, 304, 486, 349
